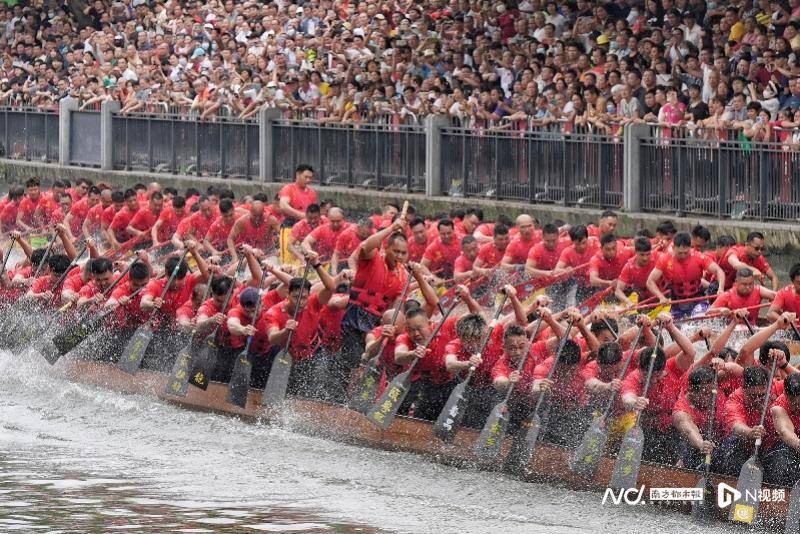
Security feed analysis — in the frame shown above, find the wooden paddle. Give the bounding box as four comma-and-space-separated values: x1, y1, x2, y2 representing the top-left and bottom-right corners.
366, 298, 459, 430
225, 271, 272, 408
117, 249, 191, 375
473, 314, 545, 464
728, 356, 778, 525
261, 261, 314, 408
163, 278, 214, 397
0, 235, 16, 279
513, 319, 575, 471
185, 256, 247, 391
432, 293, 509, 442
609, 324, 665, 490
47, 260, 138, 363
569, 322, 647, 478
742, 316, 756, 336
691, 361, 719, 521
347, 272, 414, 414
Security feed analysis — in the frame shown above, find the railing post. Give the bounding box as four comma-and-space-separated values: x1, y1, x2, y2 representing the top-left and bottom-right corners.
425, 114, 448, 197
100, 100, 120, 170
623, 122, 647, 213
58, 98, 79, 166
259, 107, 283, 182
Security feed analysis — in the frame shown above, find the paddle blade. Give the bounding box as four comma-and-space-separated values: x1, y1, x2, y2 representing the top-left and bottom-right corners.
432, 380, 470, 442
690, 475, 714, 522
569, 416, 610, 479
610, 424, 644, 490
261, 349, 293, 408
347, 359, 383, 414
52, 317, 101, 356
188, 336, 217, 390
728, 456, 763, 524
513, 412, 544, 472
784, 480, 800, 533
41, 340, 62, 365
226, 350, 252, 408
473, 401, 510, 465
365, 370, 412, 430
117, 326, 153, 374
164, 343, 193, 398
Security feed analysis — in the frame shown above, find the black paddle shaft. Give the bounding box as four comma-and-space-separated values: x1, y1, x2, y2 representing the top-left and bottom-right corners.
633, 324, 666, 422
206, 256, 247, 339
31, 232, 58, 280
754, 357, 779, 453
597, 323, 647, 420
703, 372, 720, 473
277, 261, 313, 354
742, 316, 756, 336
143, 249, 191, 327
458, 293, 509, 383
364, 271, 414, 362
0, 236, 16, 280
499, 314, 545, 404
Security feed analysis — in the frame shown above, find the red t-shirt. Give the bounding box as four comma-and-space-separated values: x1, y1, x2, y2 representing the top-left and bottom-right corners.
711, 286, 766, 322
589, 246, 634, 281
476, 242, 507, 269
279, 183, 318, 214
422, 237, 461, 275
334, 225, 365, 260
394, 316, 458, 384
527, 241, 567, 271
620, 357, 689, 430
407, 237, 428, 263
110, 206, 137, 240
558, 238, 600, 286
454, 253, 474, 275
732, 245, 771, 277
128, 206, 160, 233
766, 393, 800, 450
723, 380, 784, 436
109, 280, 148, 329
773, 285, 800, 316
290, 218, 321, 242
306, 222, 349, 262
619, 253, 661, 298
155, 207, 187, 243
226, 305, 270, 353
655, 250, 713, 298
533, 356, 587, 407
504, 234, 539, 265
443, 323, 506, 387
264, 292, 324, 361
205, 216, 235, 251
67, 198, 91, 236
673, 389, 727, 441
144, 273, 199, 318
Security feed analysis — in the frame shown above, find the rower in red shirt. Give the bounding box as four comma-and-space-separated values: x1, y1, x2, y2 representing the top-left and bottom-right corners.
16, 177, 46, 231
393, 306, 459, 421
443, 285, 526, 427
767, 262, 800, 322
75, 257, 119, 310
708, 267, 776, 323
101, 261, 152, 356
501, 214, 539, 269
334, 217, 409, 403
126, 192, 165, 247
0, 187, 23, 232
265, 258, 339, 396
764, 373, 800, 486
525, 223, 567, 279
728, 231, 779, 291
555, 224, 600, 305
473, 223, 511, 270
672, 365, 727, 470
453, 208, 483, 241
171, 195, 219, 249
646, 232, 726, 320
25, 253, 73, 308
615, 237, 661, 307
202, 198, 238, 260
421, 219, 461, 283
151, 196, 188, 247
406, 218, 429, 263
719, 365, 784, 477
707, 235, 737, 291
108, 189, 141, 249
64, 186, 101, 242
453, 235, 487, 283
278, 164, 318, 226
227, 195, 280, 262
588, 233, 633, 289
331, 218, 374, 274
138, 242, 210, 372
221, 286, 273, 385
301, 207, 349, 263
587, 210, 618, 240
82, 188, 113, 241
288, 204, 324, 261
619, 313, 696, 464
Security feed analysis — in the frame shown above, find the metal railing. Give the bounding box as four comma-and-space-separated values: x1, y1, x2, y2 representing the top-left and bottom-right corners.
640, 125, 800, 221
271, 119, 426, 191
0, 107, 59, 163
440, 123, 624, 209
111, 113, 259, 179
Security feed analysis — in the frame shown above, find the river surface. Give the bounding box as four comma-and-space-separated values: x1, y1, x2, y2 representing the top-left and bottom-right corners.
0, 346, 775, 534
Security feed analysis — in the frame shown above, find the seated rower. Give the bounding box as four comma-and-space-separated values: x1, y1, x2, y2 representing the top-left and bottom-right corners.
673, 365, 726, 470
708, 267, 775, 324
619, 312, 696, 464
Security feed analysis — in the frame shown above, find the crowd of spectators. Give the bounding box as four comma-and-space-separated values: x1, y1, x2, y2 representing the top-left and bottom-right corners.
3, 0, 800, 140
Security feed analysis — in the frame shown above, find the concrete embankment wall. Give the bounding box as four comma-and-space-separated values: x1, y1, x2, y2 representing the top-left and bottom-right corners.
1, 158, 799, 257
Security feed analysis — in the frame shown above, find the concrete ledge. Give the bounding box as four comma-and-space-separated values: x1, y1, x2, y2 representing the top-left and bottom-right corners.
1, 158, 798, 253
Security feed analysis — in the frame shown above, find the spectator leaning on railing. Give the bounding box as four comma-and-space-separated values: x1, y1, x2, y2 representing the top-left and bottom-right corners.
2, 0, 800, 141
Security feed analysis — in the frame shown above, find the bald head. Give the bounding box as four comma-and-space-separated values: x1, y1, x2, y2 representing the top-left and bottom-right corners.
516, 214, 535, 239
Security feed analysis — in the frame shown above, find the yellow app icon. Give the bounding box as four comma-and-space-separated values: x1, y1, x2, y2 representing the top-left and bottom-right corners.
733, 504, 754, 524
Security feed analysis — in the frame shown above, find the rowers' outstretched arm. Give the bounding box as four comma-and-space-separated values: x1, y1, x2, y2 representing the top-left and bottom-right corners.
657, 312, 695, 370
737, 312, 794, 367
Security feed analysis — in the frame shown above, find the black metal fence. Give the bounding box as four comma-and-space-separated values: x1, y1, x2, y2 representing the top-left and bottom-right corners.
0, 107, 59, 162
639, 126, 800, 221
112, 113, 259, 179
271, 119, 426, 192
440, 124, 624, 209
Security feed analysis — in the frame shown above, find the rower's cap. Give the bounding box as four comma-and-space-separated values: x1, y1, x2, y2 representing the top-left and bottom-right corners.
240, 287, 260, 307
